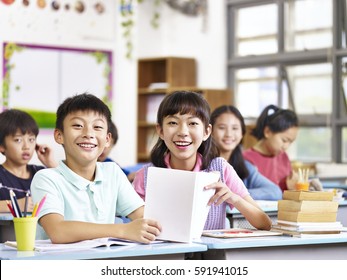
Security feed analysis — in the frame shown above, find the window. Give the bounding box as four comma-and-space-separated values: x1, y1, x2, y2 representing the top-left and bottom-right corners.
284, 0, 332, 51
235, 4, 278, 56
227, 0, 345, 163
235, 67, 278, 117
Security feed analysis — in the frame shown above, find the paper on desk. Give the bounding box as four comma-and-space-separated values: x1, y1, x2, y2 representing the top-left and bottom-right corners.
144, 167, 220, 243
4, 238, 163, 252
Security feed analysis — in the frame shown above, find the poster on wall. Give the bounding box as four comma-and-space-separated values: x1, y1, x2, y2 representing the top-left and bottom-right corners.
2, 42, 113, 128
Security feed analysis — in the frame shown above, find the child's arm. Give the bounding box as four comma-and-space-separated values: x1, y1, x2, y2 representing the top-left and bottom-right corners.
36, 144, 58, 168
39, 211, 161, 244
205, 182, 272, 230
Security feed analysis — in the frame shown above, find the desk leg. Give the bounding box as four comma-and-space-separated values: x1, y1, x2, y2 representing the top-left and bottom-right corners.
0, 221, 15, 243
186, 250, 226, 260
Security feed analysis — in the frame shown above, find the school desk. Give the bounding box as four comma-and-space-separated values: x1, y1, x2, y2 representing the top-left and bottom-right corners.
227, 200, 347, 227
0, 242, 207, 260
227, 200, 278, 228
197, 233, 347, 260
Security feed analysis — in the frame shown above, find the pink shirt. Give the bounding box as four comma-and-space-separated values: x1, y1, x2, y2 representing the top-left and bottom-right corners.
133, 153, 249, 210
243, 148, 292, 192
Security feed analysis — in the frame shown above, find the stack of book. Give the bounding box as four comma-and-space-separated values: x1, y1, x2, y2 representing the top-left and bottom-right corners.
272, 190, 343, 237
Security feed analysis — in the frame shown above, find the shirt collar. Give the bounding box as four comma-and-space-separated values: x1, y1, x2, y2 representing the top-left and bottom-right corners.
56, 160, 103, 190
163, 153, 202, 171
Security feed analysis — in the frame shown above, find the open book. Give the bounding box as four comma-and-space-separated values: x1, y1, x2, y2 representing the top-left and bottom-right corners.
202, 228, 283, 238
4, 238, 141, 252
144, 167, 220, 243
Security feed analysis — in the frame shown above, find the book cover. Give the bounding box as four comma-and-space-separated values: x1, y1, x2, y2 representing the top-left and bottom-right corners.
271, 228, 342, 237
282, 190, 334, 201
277, 200, 338, 212
277, 210, 337, 222
276, 220, 343, 227
144, 167, 220, 243
272, 223, 343, 232
202, 228, 282, 238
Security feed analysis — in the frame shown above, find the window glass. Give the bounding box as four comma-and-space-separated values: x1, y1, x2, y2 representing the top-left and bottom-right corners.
342, 127, 347, 162
288, 127, 331, 162
286, 63, 332, 114
341, 57, 347, 108
235, 4, 277, 56
342, 0, 347, 48
285, 0, 332, 51
235, 67, 278, 117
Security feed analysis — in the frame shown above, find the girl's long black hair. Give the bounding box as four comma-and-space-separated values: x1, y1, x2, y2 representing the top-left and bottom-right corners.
210, 105, 249, 180
251, 104, 298, 140
150, 91, 219, 170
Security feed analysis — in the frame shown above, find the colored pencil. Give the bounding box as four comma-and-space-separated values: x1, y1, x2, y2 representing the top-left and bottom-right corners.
34, 194, 47, 217
9, 190, 22, 218
6, 200, 16, 217
32, 203, 39, 217
23, 191, 29, 217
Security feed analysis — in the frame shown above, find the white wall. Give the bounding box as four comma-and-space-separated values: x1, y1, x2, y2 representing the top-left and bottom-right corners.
0, 0, 227, 167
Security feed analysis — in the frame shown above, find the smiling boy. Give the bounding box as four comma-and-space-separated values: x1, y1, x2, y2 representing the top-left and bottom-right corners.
31, 93, 161, 244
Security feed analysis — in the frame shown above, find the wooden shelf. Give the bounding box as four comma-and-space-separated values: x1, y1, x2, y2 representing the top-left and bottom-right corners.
136, 57, 232, 162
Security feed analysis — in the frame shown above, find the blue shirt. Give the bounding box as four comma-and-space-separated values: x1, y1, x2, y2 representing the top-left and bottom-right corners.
243, 160, 282, 201
103, 157, 130, 176
31, 161, 144, 239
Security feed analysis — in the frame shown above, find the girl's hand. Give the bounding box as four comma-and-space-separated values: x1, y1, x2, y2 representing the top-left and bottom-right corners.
286, 170, 299, 190
204, 182, 241, 206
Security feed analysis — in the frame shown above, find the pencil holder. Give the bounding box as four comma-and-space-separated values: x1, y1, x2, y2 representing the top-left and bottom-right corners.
295, 182, 309, 191
13, 217, 38, 251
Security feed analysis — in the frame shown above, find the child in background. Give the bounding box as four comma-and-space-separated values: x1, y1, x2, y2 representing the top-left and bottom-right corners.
133, 91, 271, 230
97, 120, 130, 177
0, 109, 57, 212
210, 105, 282, 200
243, 104, 299, 192
31, 93, 161, 244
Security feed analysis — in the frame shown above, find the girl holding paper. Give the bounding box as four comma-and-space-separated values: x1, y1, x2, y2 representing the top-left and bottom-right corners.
133, 91, 272, 230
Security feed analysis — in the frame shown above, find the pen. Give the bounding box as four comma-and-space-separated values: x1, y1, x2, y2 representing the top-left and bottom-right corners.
24, 191, 29, 217
9, 190, 22, 218
34, 194, 47, 217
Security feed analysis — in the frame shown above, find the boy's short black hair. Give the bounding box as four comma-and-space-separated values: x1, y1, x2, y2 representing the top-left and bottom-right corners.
0, 109, 39, 146
108, 121, 118, 145
56, 93, 112, 131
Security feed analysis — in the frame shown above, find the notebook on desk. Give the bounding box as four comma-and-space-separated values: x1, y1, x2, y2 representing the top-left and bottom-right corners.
202, 228, 282, 238
4, 238, 163, 252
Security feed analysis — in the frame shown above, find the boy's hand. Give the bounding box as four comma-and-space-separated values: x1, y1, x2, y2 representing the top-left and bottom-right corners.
124, 218, 161, 244
36, 144, 57, 168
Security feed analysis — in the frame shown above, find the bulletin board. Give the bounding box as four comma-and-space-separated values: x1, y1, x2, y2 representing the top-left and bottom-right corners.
2, 42, 113, 128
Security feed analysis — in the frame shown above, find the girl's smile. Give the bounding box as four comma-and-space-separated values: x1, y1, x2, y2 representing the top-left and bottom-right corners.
157, 113, 211, 170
